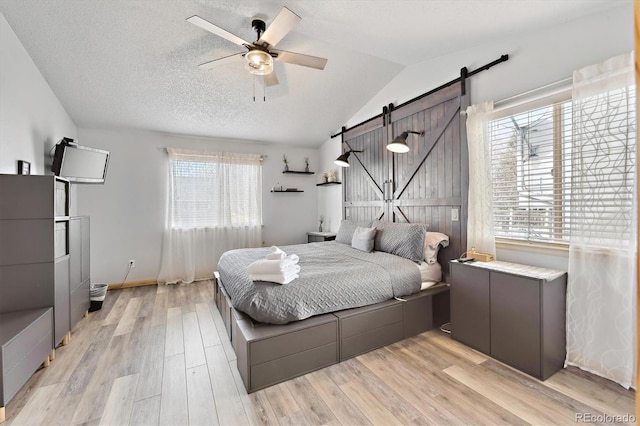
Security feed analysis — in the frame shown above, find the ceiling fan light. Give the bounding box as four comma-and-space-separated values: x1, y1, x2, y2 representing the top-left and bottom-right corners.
246, 50, 274, 75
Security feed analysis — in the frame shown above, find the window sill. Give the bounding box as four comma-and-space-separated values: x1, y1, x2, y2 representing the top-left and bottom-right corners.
495, 238, 569, 256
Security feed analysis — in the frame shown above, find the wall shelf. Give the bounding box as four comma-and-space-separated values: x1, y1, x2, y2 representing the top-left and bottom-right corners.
271, 190, 304, 193
282, 170, 314, 175
316, 182, 342, 186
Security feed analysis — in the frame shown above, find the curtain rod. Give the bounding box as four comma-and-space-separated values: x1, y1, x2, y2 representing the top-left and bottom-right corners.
160, 147, 267, 160
330, 54, 509, 139
493, 76, 571, 109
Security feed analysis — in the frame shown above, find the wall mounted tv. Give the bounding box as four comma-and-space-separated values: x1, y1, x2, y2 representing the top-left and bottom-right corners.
51, 138, 110, 184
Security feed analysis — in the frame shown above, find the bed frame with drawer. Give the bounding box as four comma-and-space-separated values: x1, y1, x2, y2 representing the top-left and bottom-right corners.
214, 273, 449, 393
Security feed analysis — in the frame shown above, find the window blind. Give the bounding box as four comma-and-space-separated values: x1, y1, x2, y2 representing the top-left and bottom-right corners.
168, 149, 263, 229
489, 99, 572, 243
488, 85, 636, 245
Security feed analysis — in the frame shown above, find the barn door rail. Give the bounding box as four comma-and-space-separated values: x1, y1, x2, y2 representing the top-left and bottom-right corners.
330, 54, 509, 139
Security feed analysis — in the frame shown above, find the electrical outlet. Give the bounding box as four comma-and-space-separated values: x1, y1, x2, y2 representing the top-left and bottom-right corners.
451, 208, 459, 222
129, 259, 136, 268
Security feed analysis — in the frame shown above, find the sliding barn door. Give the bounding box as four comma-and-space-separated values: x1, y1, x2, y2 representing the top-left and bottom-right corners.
342, 121, 389, 222
342, 82, 469, 281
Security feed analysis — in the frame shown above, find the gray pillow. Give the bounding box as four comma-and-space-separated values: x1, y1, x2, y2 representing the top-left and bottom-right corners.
335, 220, 372, 244
372, 220, 428, 261
351, 226, 377, 252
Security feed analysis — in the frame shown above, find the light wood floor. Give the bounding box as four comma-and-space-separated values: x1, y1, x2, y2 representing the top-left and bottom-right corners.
4, 280, 635, 425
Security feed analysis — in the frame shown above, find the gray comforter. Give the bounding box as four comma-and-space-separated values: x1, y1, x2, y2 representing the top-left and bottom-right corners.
217, 242, 421, 324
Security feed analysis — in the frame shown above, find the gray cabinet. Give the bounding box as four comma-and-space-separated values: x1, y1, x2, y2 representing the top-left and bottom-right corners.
0, 175, 71, 345
450, 260, 567, 380
69, 217, 90, 329
0, 308, 53, 415
54, 255, 70, 344
450, 264, 491, 354
0, 175, 91, 416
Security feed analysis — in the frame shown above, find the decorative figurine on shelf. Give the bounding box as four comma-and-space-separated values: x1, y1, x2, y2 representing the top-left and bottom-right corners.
319, 214, 324, 232
305, 157, 310, 173
328, 169, 337, 182
322, 173, 328, 183
283, 155, 289, 172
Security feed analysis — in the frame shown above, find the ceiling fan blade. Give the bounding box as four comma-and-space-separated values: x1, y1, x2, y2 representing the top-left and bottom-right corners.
198, 52, 244, 70
258, 7, 301, 47
187, 15, 251, 47
264, 72, 279, 87
272, 50, 327, 70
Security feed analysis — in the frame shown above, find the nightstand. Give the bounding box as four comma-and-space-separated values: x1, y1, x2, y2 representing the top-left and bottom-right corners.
307, 232, 337, 243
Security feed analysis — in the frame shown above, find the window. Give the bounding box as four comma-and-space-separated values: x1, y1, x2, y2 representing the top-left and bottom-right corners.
489, 84, 635, 245
168, 150, 262, 229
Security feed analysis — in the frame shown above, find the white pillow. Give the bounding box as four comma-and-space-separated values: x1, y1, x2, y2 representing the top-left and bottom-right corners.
424, 232, 449, 265
351, 226, 377, 252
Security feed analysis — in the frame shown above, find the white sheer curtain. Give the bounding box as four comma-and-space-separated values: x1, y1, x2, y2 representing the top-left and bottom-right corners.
465, 102, 496, 255
566, 53, 636, 388
157, 148, 263, 284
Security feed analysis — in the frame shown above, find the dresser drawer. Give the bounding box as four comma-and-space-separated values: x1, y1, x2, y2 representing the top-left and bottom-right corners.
0, 308, 53, 405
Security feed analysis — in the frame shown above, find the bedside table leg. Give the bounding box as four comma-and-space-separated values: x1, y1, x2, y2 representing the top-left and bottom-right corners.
1, 406, 5, 423
43, 355, 50, 368
62, 332, 71, 346
49, 349, 56, 361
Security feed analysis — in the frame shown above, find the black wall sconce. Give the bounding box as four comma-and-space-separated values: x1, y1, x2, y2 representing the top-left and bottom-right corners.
386, 130, 424, 153
334, 150, 363, 167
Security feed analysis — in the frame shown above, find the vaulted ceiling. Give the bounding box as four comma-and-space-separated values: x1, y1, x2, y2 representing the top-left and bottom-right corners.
0, 0, 622, 147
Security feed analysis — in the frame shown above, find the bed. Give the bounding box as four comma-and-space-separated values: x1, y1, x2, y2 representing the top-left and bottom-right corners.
214, 221, 451, 392
217, 241, 425, 324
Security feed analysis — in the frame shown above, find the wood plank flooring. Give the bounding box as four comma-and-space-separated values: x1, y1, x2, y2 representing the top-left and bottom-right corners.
4, 280, 635, 425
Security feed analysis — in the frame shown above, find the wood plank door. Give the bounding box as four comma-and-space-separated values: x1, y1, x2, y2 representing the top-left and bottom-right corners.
342, 119, 390, 222
341, 82, 469, 282
387, 83, 467, 281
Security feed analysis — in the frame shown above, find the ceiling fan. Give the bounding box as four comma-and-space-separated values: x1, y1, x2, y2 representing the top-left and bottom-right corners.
187, 7, 328, 87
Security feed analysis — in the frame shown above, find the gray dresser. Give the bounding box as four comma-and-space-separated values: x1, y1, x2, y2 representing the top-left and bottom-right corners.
450, 260, 567, 380
0, 175, 90, 421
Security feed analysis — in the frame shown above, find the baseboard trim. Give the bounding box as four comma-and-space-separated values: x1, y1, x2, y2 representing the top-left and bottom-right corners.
108, 279, 158, 290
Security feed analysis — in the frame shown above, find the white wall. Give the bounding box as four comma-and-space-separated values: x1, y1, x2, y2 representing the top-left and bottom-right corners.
317, 137, 344, 233
319, 4, 633, 270
77, 127, 320, 284
0, 13, 76, 177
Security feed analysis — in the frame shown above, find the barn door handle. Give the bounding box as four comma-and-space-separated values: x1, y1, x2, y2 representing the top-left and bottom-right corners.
383, 180, 393, 202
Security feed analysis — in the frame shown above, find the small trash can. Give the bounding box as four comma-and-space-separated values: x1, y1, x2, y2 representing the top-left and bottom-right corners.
89, 283, 108, 312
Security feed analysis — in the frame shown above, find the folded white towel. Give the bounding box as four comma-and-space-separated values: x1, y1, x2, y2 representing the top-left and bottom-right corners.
251, 269, 300, 285
248, 247, 301, 284
265, 246, 286, 260
247, 258, 299, 274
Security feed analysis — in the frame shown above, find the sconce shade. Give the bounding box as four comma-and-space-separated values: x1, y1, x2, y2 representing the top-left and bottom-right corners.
386, 130, 424, 153
387, 132, 411, 153
334, 152, 351, 167
334, 150, 363, 167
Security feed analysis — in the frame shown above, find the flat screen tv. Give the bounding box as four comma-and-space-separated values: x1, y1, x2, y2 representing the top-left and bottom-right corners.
51, 139, 110, 184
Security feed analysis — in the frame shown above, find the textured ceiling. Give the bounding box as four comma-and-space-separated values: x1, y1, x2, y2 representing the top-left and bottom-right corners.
0, 0, 622, 147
